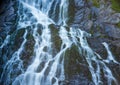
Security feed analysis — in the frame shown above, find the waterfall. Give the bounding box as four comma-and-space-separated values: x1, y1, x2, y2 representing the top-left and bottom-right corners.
0, 0, 120, 85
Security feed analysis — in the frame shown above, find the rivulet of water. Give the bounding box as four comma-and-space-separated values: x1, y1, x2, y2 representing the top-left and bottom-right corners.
0, 0, 119, 85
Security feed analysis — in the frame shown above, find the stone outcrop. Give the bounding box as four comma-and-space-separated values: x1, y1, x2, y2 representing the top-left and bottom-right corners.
70, 0, 120, 84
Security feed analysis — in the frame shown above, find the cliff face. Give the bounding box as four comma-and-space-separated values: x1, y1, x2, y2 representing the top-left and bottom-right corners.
72, 0, 120, 58
0, 0, 17, 39
0, 1, 19, 84
0, 0, 120, 85
0, 0, 17, 73
67, 0, 120, 84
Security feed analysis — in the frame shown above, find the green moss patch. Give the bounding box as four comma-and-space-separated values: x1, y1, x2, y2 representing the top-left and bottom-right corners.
116, 22, 120, 28
92, 0, 100, 8
111, 0, 120, 12
49, 24, 62, 52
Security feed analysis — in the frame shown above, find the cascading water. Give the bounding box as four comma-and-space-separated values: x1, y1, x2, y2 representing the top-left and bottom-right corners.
0, 0, 120, 85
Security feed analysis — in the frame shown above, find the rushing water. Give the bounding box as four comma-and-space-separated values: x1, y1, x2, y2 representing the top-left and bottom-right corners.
0, 0, 120, 85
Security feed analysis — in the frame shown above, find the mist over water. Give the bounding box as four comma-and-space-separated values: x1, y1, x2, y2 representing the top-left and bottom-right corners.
0, 0, 120, 85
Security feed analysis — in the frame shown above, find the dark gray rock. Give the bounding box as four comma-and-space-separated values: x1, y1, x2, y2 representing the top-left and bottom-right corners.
87, 37, 108, 59
110, 40, 120, 62
68, 75, 94, 85
0, 0, 17, 41
71, 0, 120, 84
73, 9, 84, 24
49, 24, 62, 53
0, 16, 5, 23
104, 24, 120, 39
5, 14, 16, 22
64, 44, 94, 85
0, 0, 18, 84
74, 0, 85, 9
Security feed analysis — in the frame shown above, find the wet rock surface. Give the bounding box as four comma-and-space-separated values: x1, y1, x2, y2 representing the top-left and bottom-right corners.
0, 0, 17, 39
64, 45, 94, 85
49, 24, 62, 53
0, 0, 120, 85
71, 0, 120, 60
70, 0, 120, 84
0, 0, 18, 84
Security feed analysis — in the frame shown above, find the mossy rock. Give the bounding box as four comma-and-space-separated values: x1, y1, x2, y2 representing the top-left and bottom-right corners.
64, 45, 81, 78
49, 24, 62, 52
110, 42, 120, 62
67, 0, 75, 25
116, 22, 120, 28
111, 0, 120, 12
21, 30, 35, 69
15, 29, 25, 39
64, 45, 92, 80
92, 0, 100, 8
37, 23, 43, 35
25, 31, 35, 56
9, 28, 25, 51
88, 13, 92, 20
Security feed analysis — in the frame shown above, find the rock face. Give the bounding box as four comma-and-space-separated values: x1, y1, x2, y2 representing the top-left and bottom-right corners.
72, 0, 120, 57
71, 0, 120, 60
70, 0, 120, 84
64, 45, 94, 85
0, 0, 18, 84
0, 0, 17, 40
